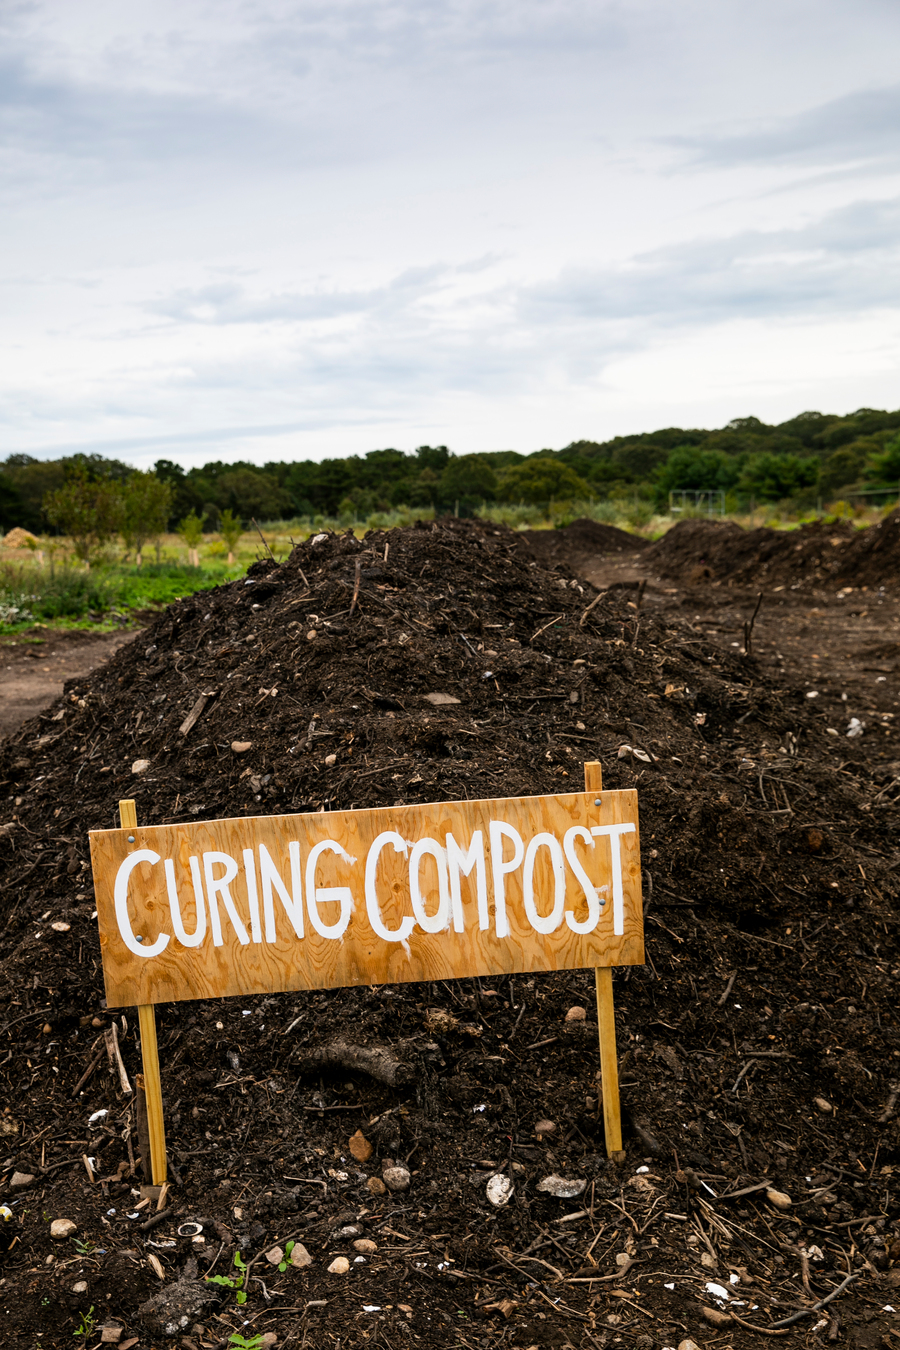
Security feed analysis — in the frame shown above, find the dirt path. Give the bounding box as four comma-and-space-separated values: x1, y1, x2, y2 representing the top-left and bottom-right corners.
0, 628, 140, 741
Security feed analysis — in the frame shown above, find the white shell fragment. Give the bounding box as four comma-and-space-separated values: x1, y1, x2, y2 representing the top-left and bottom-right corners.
537, 1174, 587, 1199
486, 1173, 514, 1207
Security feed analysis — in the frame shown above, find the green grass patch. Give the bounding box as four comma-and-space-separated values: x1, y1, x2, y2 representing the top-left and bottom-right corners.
0, 560, 243, 633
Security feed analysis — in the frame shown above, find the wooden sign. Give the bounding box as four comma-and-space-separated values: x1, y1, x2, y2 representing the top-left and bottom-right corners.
90, 789, 643, 1010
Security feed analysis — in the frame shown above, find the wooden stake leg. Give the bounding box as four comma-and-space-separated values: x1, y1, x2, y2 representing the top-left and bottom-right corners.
137, 1004, 167, 1185
119, 799, 168, 1186
595, 966, 623, 1158
583, 762, 626, 1161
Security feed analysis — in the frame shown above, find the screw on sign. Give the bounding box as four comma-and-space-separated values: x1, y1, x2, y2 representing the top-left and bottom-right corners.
89, 762, 643, 1176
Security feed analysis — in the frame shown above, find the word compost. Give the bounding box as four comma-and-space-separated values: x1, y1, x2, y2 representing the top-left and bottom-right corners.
90, 789, 643, 1007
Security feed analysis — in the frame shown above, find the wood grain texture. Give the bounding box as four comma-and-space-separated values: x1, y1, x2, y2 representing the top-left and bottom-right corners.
583, 761, 626, 1157
92, 789, 643, 1008
119, 799, 167, 1186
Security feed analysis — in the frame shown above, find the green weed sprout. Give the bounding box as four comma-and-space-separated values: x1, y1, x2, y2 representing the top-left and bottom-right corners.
206, 1250, 248, 1305
72, 1306, 96, 1339
277, 1240, 295, 1273
227, 1334, 264, 1350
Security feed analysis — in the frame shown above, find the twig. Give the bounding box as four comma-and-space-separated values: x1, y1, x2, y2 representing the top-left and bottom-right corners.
71, 1047, 105, 1098
717, 1272, 860, 1337
104, 1023, 132, 1095
531, 614, 564, 642
579, 592, 606, 627
292, 1038, 415, 1087
139, 1205, 183, 1233
724, 1308, 790, 1337
349, 559, 362, 617
743, 591, 763, 655
717, 970, 737, 1006
251, 518, 276, 561
731, 1059, 757, 1093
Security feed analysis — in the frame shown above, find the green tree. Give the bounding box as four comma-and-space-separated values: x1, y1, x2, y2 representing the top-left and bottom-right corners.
44, 467, 125, 565
736, 453, 819, 502
439, 454, 497, 514
497, 457, 591, 505
219, 508, 243, 565
655, 446, 739, 500
178, 511, 205, 567
0, 473, 27, 532
216, 467, 293, 522
818, 447, 864, 499
864, 433, 900, 488
122, 471, 173, 565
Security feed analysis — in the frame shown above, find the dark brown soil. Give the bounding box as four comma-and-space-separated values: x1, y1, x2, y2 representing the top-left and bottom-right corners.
643, 510, 900, 592
0, 518, 898, 1350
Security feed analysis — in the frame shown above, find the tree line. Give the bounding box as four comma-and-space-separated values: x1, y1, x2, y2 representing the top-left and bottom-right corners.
3, 405, 899, 538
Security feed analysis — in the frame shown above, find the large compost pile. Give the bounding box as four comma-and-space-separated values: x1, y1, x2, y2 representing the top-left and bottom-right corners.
643, 509, 900, 592
0, 519, 898, 1349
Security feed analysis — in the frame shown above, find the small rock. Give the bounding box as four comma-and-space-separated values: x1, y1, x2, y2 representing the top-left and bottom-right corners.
486, 1174, 514, 1207
537, 1174, 586, 1199
701, 1306, 732, 1327
814, 1096, 833, 1114
72, 1281, 88, 1293
306, 630, 317, 641
328, 1256, 350, 1275
765, 1187, 792, 1210
10, 1172, 33, 1189
324, 753, 337, 765
50, 1218, 77, 1239
260, 1336, 278, 1348
367, 1177, 387, 1196
701, 1251, 717, 1269
131, 759, 151, 776
383, 1165, 410, 1192
565, 1006, 586, 1022
334, 1225, 361, 1239
353, 1239, 377, 1254
534, 1119, 556, 1138
290, 1242, 313, 1269
423, 692, 460, 705
100, 1328, 123, 1344
349, 1130, 373, 1163
231, 741, 253, 753
51, 921, 71, 932
265, 1245, 284, 1265
678, 1340, 702, 1350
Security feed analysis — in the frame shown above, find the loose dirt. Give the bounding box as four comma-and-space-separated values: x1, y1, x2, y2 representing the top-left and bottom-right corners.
0, 629, 138, 740
0, 517, 898, 1349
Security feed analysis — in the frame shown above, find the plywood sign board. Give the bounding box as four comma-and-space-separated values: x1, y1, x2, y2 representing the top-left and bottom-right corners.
89, 789, 643, 1009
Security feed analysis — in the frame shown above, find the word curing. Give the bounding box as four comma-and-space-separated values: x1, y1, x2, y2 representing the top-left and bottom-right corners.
90, 790, 643, 1007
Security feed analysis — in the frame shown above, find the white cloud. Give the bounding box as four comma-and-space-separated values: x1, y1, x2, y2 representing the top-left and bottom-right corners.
3, 0, 900, 467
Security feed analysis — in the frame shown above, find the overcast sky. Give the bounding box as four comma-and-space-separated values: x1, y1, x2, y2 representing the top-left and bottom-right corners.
3, 0, 900, 469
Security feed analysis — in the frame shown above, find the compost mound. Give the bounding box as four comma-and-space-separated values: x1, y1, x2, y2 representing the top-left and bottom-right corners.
0, 519, 898, 1348
520, 517, 647, 569
646, 508, 900, 592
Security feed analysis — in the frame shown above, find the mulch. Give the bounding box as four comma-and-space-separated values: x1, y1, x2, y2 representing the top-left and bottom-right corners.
0, 518, 898, 1349
643, 509, 900, 592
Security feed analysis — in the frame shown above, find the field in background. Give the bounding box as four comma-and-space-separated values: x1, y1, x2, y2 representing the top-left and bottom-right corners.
0, 496, 892, 633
